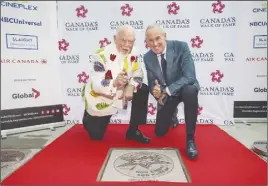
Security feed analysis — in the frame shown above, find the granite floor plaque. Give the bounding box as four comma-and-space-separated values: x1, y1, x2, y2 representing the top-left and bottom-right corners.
97, 148, 191, 182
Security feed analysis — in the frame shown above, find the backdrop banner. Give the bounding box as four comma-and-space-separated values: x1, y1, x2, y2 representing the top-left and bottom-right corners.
1, 1, 64, 130
56, 1, 267, 125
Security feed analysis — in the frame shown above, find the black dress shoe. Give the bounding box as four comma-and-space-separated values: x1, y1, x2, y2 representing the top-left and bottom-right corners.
186, 140, 198, 160
126, 129, 151, 144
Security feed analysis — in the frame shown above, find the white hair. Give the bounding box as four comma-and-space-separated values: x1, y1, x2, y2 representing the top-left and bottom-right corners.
116, 25, 135, 37
145, 24, 165, 38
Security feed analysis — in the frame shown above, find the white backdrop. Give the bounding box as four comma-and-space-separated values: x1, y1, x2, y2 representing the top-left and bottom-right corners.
1, 1, 64, 130
56, 1, 267, 125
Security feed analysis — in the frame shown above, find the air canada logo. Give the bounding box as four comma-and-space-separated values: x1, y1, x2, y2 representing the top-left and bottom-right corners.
76, 5, 88, 18
200, 70, 234, 96
110, 4, 143, 30
191, 36, 214, 62
1, 58, 47, 64
99, 38, 111, 48
200, 1, 236, 28
65, 5, 98, 32
62, 104, 71, 116
211, 70, 224, 83
12, 88, 40, 99
156, 3, 190, 29
59, 40, 80, 64
147, 103, 157, 115
121, 4, 133, 16
77, 71, 89, 84
246, 57, 267, 62
58, 39, 69, 51
212, 1, 225, 13
167, 2, 180, 15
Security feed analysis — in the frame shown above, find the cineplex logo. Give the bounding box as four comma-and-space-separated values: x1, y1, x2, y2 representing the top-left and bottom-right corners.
12, 88, 40, 99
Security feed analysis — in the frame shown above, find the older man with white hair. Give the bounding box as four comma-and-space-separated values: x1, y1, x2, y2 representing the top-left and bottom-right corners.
82, 25, 151, 144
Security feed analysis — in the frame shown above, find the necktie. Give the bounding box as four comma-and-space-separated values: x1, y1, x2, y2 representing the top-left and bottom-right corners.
160, 53, 167, 84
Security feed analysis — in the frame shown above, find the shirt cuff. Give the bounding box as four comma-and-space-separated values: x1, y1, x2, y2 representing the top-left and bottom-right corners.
165, 87, 171, 96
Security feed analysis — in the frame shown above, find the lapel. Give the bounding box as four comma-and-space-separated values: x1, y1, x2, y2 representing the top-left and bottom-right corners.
166, 41, 175, 82
148, 51, 166, 85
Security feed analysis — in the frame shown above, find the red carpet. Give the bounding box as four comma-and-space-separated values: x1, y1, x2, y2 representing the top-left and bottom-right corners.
2, 124, 267, 185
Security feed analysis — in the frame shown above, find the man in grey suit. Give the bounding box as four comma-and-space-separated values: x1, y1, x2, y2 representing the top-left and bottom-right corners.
143, 24, 200, 159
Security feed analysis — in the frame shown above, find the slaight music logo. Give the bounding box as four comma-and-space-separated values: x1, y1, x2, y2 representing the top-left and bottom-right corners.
253, 35, 267, 49
12, 88, 40, 99
6, 34, 38, 50
1, 1, 38, 11
1, 17, 42, 26
66, 72, 89, 97
200, 1, 236, 28
190, 36, 214, 62
1, 58, 47, 64
156, 2, 190, 29
58, 39, 80, 64
110, 4, 143, 30
99, 38, 111, 48
200, 70, 235, 96
65, 5, 98, 32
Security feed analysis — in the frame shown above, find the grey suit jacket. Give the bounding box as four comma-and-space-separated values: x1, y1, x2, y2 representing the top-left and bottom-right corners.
143, 40, 200, 100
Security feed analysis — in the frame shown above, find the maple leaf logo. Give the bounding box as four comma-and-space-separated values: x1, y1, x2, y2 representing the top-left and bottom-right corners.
211, 70, 224, 83
62, 104, 71, 116
147, 103, 157, 115
197, 105, 203, 115
77, 71, 89, 84
121, 4, 133, 16
190, 36, 203, 48
144, 40, 149, 49
58, 39, 69, 51
76, 5, 88, 18
212, 1, 225, 14
99, 38, 111, 48
167, 2, 180, 15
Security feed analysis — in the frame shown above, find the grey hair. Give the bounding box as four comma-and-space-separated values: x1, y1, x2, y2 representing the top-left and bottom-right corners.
145, 24, 165, 38
116, 25, 135, 37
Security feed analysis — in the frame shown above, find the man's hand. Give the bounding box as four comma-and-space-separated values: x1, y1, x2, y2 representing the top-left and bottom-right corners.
158, 91, 168, 105
113, 71, 128, 88
123, 84, 135, 101
153, 79, 161, 99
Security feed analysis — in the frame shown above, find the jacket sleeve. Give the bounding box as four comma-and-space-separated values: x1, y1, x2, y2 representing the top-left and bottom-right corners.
89, 49, 116, 96
143, 56, 156, 96
167, 42, 197, 95
128, 60, 144, 93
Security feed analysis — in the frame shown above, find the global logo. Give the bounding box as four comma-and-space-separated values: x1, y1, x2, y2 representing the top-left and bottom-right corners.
156, 2, 190, 29
190, 36, 214, 62
109, 4, 143, 30
99, 38, 111, 48
6, 34, 38, 50
65, 5, 98, 32
200, 70, 234, 96
254, 87, 267, 93
200, 1, 236, 28
12, 88, 40, 99
1, 1, 38, 11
